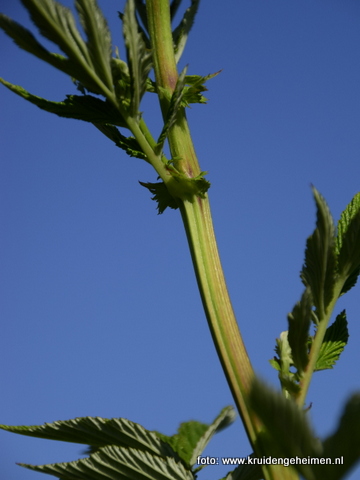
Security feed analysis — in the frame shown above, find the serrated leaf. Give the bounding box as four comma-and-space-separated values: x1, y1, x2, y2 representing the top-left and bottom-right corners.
155, 406, 235, 468
190, 406, 236, 465
0, 416, 177, 460
270, 332, 300, 397
75, 0, 113, 90
336, 192, 360, 295
1, 1, 114, 96
300, 187, 336, 316
315, 310, 349, 371
172, 0, 200, 64
123, 0, 152, 117
0, 79, 126, 126
155, 67, 188, 155
287, 288, 312, 374
272, 331, 293, 374
312, 393, 360, 480
19, 444, 194, 480
21, 0, 88, 58
181, 71, 221, 105
249, 378, 322, 480
139, 181, 179, 214
0, 14, 93, 91
94, 124, 147, 160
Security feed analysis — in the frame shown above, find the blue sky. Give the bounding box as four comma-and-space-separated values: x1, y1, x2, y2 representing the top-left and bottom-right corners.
1, 1, 360, 479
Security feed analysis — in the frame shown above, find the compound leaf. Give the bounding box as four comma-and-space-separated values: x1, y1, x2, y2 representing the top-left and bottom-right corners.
75, 0, 113, 90
0, 13, 95, 91
20, 0, 90, 67
0, 79, 126, 126
19, 444, 194, 480
123, 0, 152, 117
315, 310, 349, 371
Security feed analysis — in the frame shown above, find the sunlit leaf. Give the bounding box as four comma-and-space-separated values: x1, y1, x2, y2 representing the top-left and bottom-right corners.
172, 0, 200, 64
0, 416, 177, 459
19, 444, 194, 480
139, 181, 179, 214
155, 406, 235, 468
181, 71, 221, 105
315, 310, 349, 371
336, 192, 360, 295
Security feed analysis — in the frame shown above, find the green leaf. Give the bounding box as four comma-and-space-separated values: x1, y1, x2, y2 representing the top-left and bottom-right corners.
181, 71, 221, 106
312, 393, 360, 480
75, 0, 113, 91
94, 124, 148, 160
155, 406, 235, 468
0, 78, 126, 126
0, 416, 177, 459
0, 14, 90, 89
155, 66, 188, 155
315, 310, 349, 371
270, 331, 301, 397
300, 187, 336, 316
249, 378, 322, 480
123, 0, 152, 117
287, 288, 312, 375
19, 444, 194, 480
336, 192, 360, 295
172, 0, 200, 64
1, 1, 115, 96
139, 181, 179, 214
20, 0, 91, 66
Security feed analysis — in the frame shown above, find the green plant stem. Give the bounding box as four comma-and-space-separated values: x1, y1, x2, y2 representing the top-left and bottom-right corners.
144, 2, 302, 479
297, 282, 344, 407
145, 0, 255, 432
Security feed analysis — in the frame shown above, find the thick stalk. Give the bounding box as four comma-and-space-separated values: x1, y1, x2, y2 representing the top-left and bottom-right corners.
145, 2, 299, 479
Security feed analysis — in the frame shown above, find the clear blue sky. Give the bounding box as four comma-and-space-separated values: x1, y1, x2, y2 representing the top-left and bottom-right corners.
1, 1, 360, 479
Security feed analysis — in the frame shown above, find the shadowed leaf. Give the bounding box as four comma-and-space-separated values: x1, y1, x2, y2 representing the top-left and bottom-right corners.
301, 187, 336, 316
0, 79, 126, 126
75, 0, 113, 90
315, 310, 349, 371
312, 394, 360, 480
